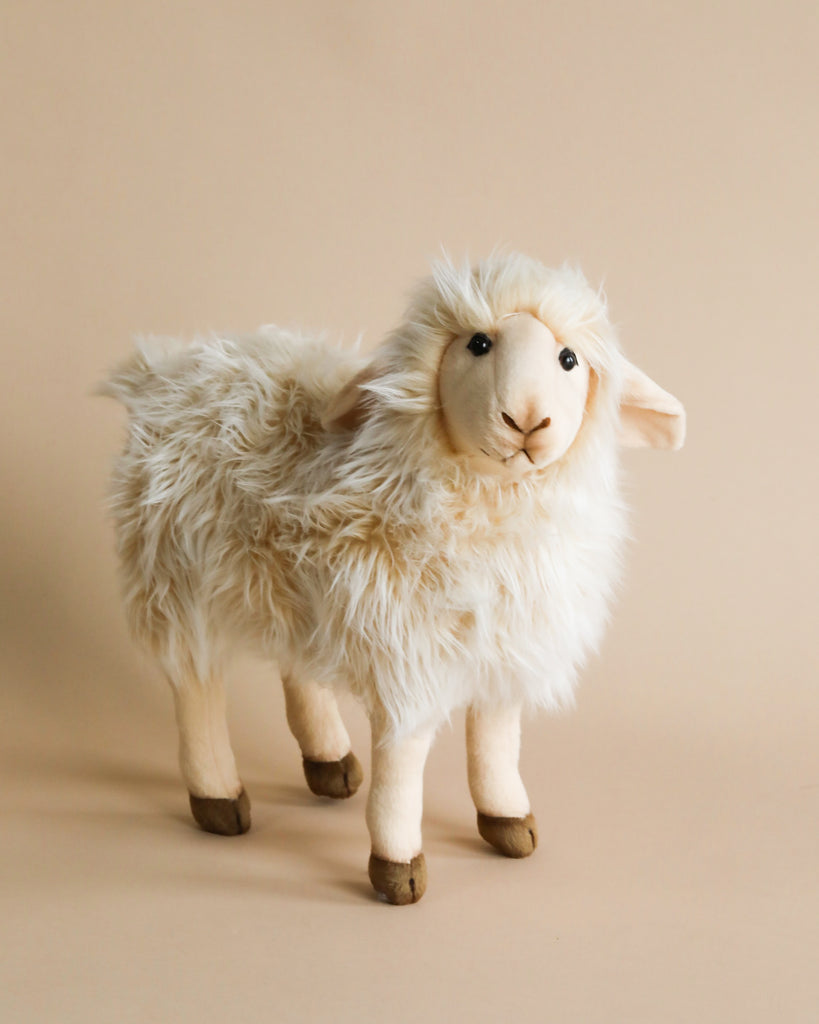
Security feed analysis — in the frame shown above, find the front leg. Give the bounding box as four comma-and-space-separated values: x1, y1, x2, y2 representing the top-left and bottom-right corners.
366, 710, 433, 905
466, 703, 537, 858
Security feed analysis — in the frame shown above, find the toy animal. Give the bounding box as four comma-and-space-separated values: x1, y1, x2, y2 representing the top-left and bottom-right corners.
102, 252, 685, 904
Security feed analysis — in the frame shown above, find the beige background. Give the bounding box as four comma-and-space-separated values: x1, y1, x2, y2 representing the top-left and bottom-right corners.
2, 2, 817, 1022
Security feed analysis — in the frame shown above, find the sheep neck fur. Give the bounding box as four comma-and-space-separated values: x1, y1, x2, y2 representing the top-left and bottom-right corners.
104, 255, 631, 738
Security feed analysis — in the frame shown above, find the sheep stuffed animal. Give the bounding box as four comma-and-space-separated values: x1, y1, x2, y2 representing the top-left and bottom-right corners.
103, 252, 685, 905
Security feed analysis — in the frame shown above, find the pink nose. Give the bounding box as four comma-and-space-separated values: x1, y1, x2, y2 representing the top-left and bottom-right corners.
501, 411, 551, 434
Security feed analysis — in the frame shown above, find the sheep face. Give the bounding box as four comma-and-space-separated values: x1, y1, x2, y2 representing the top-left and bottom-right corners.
438, 312, 591, 478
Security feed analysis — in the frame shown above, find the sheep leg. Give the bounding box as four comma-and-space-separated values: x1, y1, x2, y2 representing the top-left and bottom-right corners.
366, 713, 433, 905
170, 673, 250, 836
466, 703, 537, 858
282, 675, 362, 799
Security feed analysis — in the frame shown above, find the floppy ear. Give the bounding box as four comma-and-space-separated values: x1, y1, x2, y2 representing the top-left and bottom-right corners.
618, 359, 686, 450
321, 364, 382, 432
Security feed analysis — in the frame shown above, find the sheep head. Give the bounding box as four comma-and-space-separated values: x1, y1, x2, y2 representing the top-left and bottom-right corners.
322, 254, 685, 480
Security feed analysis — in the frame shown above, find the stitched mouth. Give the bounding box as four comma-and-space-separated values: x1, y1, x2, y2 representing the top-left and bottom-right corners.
505, 449, 534, 465
481, 447, 534, 467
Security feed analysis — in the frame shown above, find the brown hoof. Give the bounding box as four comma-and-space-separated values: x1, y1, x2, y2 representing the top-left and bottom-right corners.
477, 811, 537, 858
302, 751, 363, 799
368, 852, 427, 905
189, 788, 251, 835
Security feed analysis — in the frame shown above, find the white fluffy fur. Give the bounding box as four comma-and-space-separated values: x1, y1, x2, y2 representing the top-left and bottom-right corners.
102, 254, 661, 738
102, 252, 685, 890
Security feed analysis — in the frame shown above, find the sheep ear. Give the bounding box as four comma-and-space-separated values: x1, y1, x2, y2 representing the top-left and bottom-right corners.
618, 359, 686, 450
321, 364, 381, 431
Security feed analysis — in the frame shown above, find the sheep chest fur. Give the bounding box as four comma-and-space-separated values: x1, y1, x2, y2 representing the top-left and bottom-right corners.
103, 252, 685, 904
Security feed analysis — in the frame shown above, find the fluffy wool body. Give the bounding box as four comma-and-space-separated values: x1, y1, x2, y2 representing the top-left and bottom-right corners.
103, 253, 685, 904
104, 257, 628, 737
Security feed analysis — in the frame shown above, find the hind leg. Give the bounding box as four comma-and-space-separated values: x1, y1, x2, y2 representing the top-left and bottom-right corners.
467, 703, 537, 858
282, 674, 363, 799
170, 672, 250, 835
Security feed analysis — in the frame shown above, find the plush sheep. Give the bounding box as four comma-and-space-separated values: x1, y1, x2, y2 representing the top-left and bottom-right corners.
102, 252, 685, 904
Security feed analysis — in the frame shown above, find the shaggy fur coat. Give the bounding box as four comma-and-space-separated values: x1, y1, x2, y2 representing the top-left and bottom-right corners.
104, 255, 627, 736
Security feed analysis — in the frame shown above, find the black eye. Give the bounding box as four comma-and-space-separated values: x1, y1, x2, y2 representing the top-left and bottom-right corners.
559, 347, 577, 371
467, 332, 493, 356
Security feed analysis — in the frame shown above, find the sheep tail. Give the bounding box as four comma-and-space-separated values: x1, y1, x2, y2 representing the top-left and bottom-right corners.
97, 336, 188, 412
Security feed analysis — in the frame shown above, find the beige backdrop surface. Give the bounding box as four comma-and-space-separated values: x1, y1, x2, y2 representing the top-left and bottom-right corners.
2, 3, 817, 1022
